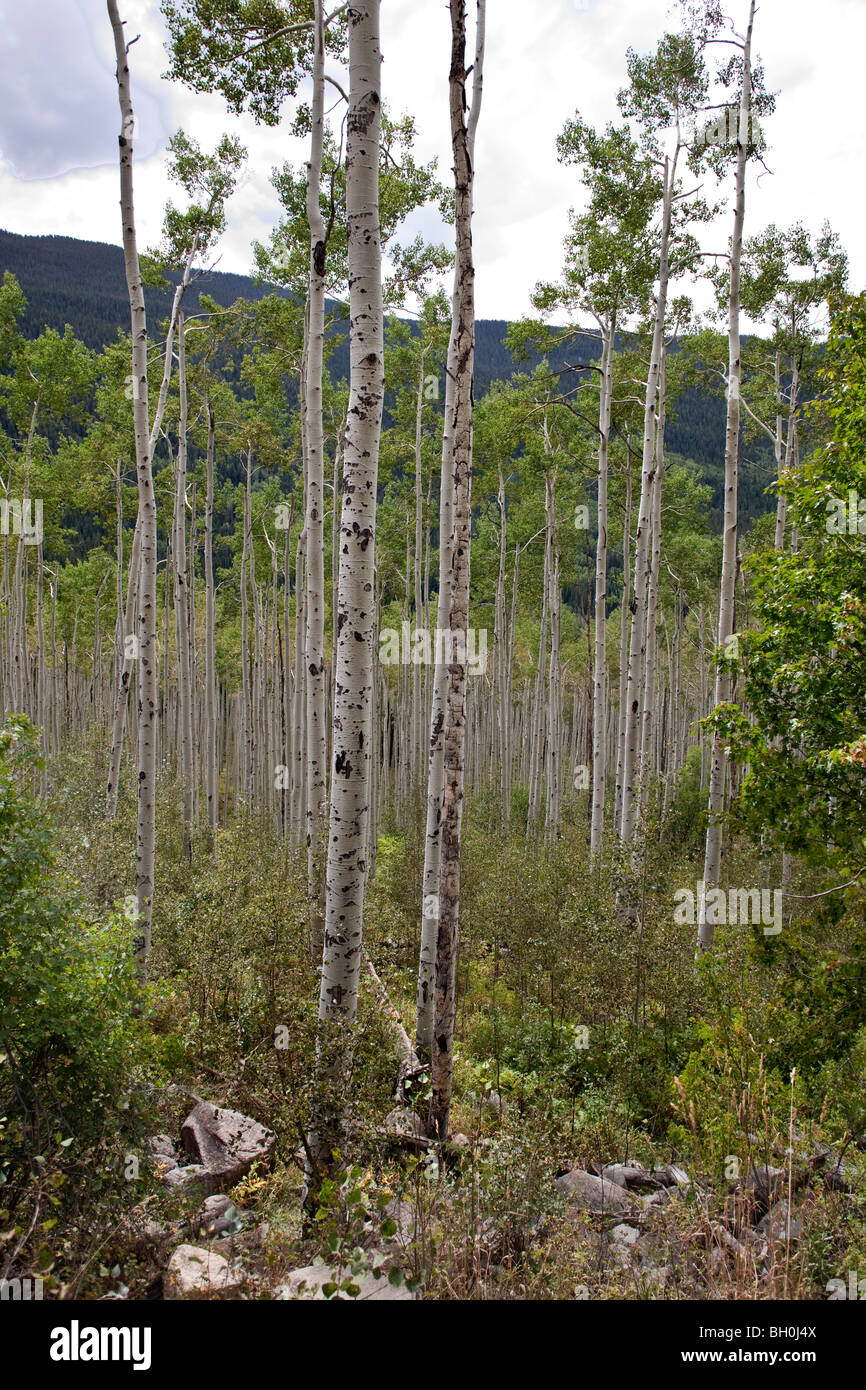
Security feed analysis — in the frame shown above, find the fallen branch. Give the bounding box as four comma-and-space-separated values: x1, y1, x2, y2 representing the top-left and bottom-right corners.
363, 952, 424, 1101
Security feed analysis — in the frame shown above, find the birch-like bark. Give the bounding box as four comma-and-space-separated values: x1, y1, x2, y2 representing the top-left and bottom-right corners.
698, 0, 755, 954
620, 154, 675, 845
493, 461, 508, 815
108, 0, 157, 976
292, 528, 307, 844
174, 309, 195, 857
412, 347, 429, 785
204, 399, 217, 834
546, 512, 562, 841
309, 0, 383, 1190
305, 0, 328, 960
105, 253, 193, 818
416, 318, 457, 1054
240, 455, 251, 805
308, 0, 383, 1206
614, 456, 633, 831
527, 480, 551, 833
638, 339, 667, 819
590, 317, 614, 861
773, 356, 798, 551
427, 0, 485, 1143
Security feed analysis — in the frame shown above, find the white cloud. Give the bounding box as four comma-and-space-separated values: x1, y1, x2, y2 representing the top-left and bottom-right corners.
0, 0, 863, 321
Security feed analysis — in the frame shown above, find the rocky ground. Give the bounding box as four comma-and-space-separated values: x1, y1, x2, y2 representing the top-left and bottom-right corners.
113, 1089, 860, 1301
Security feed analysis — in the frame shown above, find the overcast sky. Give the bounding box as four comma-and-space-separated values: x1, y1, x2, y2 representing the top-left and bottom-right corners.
0, 0, 864, 324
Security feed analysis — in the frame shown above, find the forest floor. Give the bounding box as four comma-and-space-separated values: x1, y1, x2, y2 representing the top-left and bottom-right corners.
5, 740, 866, 1300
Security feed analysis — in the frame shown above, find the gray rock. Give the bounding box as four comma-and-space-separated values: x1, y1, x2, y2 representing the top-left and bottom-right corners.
757, 1199, 800, 1243
181, 1103, 276, 1190
381, 1198, 417, 1246
161, 1164, 210, 1194
823, 1166, 852, 1194
601, 1163, 655, 1190
196, 1194, 248, 1238
142, 1220, 170, 1243
148, 1134, 178, 1158
654, 1164, 691, 1188
637, 1263, 672, 1294
211, 1223, 269, 1258
202, 1193, 234, 1221
746, 1164, 787, 1208
639, 1187, 672, 1210
556, 1168, 630, 1212
609, 1221, 640, 1269
382, 1108, 427, 1140
165, 1244, 243, 1299
482, 1090, 507, 1117
466, 1090, 508, 1118
475, 1216, 508, 1265
275, 1264, 416, 1300
610, 1222, 640, 1249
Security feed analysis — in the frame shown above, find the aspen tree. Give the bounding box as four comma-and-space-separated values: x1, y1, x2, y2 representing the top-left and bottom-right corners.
538, 115, 657, 858
426, 0, 485, 1142
698, 0, 757, 953
304, 0, 329, 962
308, 0, 383, 1190
105, 131, 244, 820
204, 397, 217, 834
108, 0, 157, 975
615, 27, 716, 848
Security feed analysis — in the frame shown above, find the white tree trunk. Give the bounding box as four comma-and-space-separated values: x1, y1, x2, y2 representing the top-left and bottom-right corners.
427, 0, 485, 1143
304, 0, 328, 959
590, 318, 615, 861
108, 0, 157, 976
698, 0, 756, 953
316, 0, 383, 1026
620, 155, 675, 845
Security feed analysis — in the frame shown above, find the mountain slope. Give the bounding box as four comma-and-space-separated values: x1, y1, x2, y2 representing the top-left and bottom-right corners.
1, 228, 768, 524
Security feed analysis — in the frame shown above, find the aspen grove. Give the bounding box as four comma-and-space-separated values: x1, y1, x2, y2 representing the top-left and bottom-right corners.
1, 0, 865, 1310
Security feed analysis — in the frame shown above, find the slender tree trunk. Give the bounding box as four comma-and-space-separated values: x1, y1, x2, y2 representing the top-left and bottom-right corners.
620, 154, 675, 845
204, 399, 218, 835
174, 309, 195, 857
308, 0, 384, 1193
614, 457, 633, 830
105, 249, 192, 818
427, 0, 485, 1144
305, 0, 329, 961
412, 347, 429, 789
639, 339, 667, 820
590, 316, 615, 862
698, 0, 756, 954
108, 0, 157, 976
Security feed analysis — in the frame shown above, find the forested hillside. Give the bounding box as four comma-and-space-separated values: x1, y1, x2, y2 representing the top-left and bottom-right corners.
1, 226, 760, 527
1, 0, 864, 1340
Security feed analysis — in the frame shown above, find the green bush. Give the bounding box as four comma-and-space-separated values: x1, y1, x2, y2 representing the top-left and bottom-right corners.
0, 716, 152, 1286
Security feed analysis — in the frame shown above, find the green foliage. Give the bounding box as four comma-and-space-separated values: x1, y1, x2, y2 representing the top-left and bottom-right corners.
161, 0, 332, 127
670, 1011, 794, 1181
0, 717, 155, 1283
310, 1165, 413, 1298
715, 292, 866, 869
